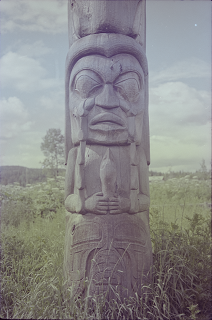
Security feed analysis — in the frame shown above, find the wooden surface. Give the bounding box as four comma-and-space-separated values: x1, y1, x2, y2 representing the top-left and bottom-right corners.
64, 0, 152, 300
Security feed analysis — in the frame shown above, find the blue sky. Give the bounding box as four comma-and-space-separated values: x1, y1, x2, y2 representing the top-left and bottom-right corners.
0, 0, 211, 172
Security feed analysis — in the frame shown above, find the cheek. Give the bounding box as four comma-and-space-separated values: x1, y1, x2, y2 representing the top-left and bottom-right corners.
129, 94, 145, 116
69, 93, 77, 110
126, 86, 140, 103
69, 93, 83, 116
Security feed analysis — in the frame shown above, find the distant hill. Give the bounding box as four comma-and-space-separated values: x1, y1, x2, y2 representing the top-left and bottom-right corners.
1, 166, 207, 187
1, 166, 163, 187
0, 166, 65, 187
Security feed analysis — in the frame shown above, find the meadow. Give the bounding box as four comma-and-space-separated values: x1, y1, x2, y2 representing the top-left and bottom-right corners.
0, 173, 211, 319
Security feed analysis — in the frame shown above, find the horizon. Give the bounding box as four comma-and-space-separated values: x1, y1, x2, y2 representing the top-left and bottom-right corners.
0, 163, 209, 175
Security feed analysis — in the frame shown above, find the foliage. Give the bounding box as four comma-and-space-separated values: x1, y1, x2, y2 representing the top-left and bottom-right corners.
0, 176, 211, 319
0, 166, 48, 187
149, 212, 211, 320
149, 170, 164, 177
41, 128, 65, 179
1, 211, 65, 319
1, 177, 65, 227
196, 159, 210, 180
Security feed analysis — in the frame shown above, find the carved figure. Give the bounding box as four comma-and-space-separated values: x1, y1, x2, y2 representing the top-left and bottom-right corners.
64, 0, 152, 300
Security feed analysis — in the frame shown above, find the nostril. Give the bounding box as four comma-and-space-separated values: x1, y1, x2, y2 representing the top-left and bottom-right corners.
95, 84, 119, 109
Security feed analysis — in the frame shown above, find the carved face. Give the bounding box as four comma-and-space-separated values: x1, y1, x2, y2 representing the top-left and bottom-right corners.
69, 54, 145, 145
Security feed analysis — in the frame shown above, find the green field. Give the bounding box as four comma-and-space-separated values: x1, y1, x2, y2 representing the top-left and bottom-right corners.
0, 175, 211, 319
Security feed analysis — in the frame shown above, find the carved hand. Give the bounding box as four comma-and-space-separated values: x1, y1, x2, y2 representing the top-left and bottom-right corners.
85, 192, 109, 215
65, 193, 131, 215
85, 193, 130, 215
108, 196, 130, 214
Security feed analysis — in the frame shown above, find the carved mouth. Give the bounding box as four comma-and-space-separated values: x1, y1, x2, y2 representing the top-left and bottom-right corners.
90, 113, 126, 127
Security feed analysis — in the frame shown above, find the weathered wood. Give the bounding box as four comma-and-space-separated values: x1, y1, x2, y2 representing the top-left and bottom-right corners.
64, 0, 152, 300
68, 0, 146, 49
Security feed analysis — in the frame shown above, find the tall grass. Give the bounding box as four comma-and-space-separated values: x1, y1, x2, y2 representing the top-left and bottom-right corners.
0, 177, 211, 319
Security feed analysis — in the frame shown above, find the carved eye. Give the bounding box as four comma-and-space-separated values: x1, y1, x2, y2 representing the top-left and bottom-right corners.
114, 72, 141, 102
74, 71, 102, 99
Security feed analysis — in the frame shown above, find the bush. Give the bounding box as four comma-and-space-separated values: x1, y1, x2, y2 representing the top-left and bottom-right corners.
0, 178, 64, 227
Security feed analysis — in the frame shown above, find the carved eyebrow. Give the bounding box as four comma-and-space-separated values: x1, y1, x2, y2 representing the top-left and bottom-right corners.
75, 74, 101, 87
71, 68, 103, 88
114, 72, 141, 88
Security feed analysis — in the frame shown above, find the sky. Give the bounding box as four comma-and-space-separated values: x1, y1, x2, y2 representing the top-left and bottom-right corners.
0, 0, 211, 173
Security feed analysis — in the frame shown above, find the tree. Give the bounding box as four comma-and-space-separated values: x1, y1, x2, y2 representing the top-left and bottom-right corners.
40, 128, 65, 179
198, 159, 208, 180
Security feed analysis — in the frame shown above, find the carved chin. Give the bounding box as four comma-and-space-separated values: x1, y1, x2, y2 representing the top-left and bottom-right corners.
87, 129, 129, 145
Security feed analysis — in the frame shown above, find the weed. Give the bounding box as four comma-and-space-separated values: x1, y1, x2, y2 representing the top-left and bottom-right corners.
0, 176, 211, 319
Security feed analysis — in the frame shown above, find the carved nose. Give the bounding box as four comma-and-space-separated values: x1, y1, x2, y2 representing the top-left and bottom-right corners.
95, 84, 119, 109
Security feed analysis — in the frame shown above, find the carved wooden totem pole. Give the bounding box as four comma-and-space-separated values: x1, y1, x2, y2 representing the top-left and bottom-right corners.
64, 0, 152, 300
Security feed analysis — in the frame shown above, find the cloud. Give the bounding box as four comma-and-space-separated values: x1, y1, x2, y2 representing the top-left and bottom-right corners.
0, 97, 32, 139
1, 0, 67, 34
38, 91, 65, 132
150, 123, 211, 172
149, 81, 210, 136
148, 81, 211, 172
16, 40, 53, 58
1, 51, 61, 92
0, 130, 45, 167
40, 89, 65, 110
150, 58, 210, 86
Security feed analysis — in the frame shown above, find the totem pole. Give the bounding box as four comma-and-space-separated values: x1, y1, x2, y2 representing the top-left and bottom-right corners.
64, 0, 152, 300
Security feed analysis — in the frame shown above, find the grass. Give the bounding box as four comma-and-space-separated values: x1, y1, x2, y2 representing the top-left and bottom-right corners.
0, 175, 211, 319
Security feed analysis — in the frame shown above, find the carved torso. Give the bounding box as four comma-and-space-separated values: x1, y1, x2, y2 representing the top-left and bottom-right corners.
69, 145, 130, 203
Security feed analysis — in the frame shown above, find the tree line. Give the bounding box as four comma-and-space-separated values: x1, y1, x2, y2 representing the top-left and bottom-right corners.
1, 128, 209, 187
0, 166, 66, 187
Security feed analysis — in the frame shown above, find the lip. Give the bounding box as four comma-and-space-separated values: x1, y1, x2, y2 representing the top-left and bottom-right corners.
89, 113, 126, 127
